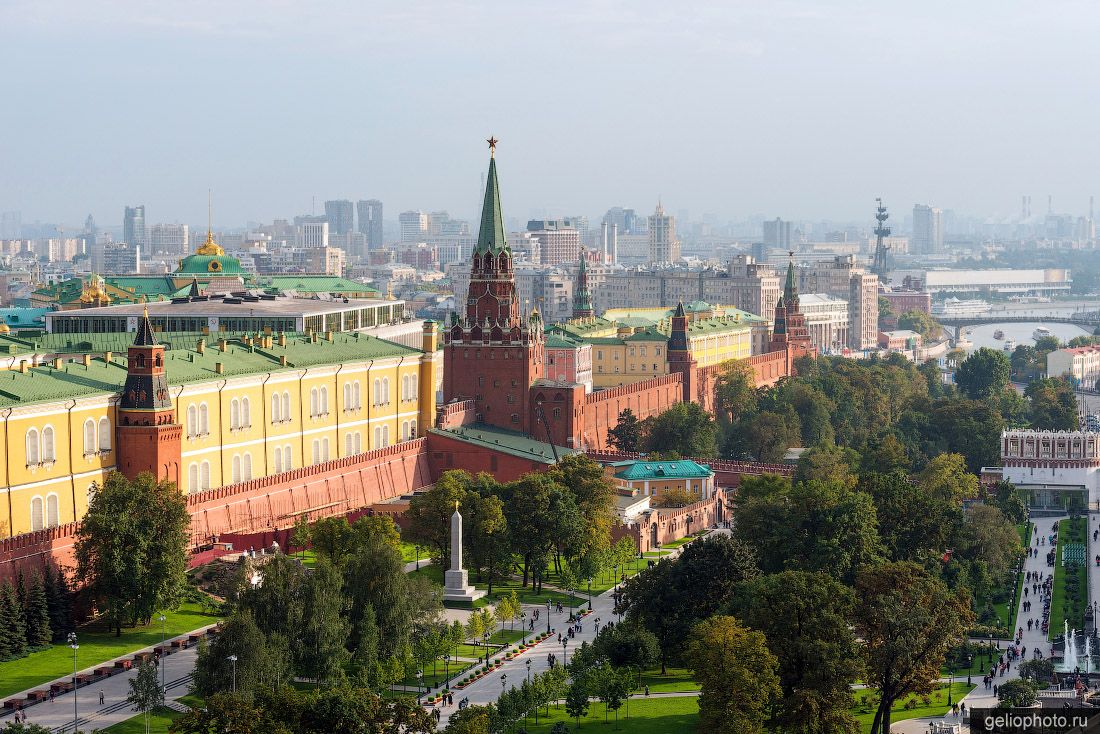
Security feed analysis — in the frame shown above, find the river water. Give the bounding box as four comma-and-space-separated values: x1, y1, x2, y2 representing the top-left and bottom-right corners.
949, 300, 1100, 352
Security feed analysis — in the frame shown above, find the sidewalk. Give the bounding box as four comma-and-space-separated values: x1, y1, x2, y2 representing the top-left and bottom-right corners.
0, 623, 218, 733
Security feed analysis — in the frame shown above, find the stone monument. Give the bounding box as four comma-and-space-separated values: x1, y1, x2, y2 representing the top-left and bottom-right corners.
443, 501, 486, 603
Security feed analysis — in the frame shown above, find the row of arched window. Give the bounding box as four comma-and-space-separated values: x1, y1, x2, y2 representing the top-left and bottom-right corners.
183, 376, 418, 434
82, 418, 112, 456
311, 437, 331, 465
25, 427, 56, 467
231, 453, 253, 483
26, 420, 114, 466
29, 494, 60, 531
401, 420, 417, 441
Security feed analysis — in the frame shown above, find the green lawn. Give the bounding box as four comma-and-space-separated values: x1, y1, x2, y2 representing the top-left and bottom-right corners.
942, 646, 997, 677
851, 683, 974, 733
0, 603, 221, 701
542, 556, 647, 598
659, 533, 706, 550
1049, 517, 1088, 640
297, 539, 422, 567
101, 694, 203, 733
990, 523, 1033, 632
638, 667, 698, 693
520, 693, 698, 732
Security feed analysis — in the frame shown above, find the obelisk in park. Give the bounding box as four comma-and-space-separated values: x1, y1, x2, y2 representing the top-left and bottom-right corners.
443, 501, 486, 603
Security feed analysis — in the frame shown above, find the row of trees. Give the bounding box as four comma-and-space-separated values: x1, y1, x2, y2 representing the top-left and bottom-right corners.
170, 686, 433, 734
0, 567, 72, 660
195, 514, 443, 698
616, 533, 975, 734
403, 454, 618, 593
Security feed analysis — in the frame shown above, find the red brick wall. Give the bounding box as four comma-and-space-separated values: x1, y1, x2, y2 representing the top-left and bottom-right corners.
575, 374, 684, 450
0, 439, 435, 583
425, 430, 555, 483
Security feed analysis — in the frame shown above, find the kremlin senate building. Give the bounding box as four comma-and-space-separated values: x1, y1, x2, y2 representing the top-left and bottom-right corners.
0, 141, 810, 579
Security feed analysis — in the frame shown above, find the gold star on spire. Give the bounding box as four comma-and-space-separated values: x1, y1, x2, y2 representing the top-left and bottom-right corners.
486, 136, 499, 157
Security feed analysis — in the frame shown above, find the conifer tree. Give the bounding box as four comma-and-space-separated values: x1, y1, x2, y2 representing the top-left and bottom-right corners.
24, 574, 52, 648
44, 565, 74, 642
0, 580, 27, 658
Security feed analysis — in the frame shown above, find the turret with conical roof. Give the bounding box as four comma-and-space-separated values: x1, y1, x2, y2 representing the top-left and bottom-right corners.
783, 251, 799, 309
572, 255, 595, 320
474, 139, 508, 257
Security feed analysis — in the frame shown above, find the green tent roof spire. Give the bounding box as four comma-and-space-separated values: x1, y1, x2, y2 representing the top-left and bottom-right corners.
784, 251, 798, 304
475, 138, 508, 256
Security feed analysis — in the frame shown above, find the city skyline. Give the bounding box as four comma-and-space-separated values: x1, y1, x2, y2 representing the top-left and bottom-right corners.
2, 1, 1099, 225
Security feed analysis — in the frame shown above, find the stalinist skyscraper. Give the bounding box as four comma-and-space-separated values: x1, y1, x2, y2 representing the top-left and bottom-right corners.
648, 202, 679, 264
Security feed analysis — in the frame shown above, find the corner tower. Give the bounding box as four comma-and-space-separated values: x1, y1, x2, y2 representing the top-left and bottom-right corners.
115, 307, 182, 486
442, 139, 545, 433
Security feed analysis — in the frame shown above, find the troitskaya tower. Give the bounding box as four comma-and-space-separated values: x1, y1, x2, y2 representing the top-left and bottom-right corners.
442, 139, 545, 434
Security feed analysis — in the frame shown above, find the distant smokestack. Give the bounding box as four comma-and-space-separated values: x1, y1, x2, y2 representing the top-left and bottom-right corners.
610, 223, 619, 265
601, 221, 609, 263
1049, 194, 1053, 215
1022, 195, 1028, 221
1091, 196, 1094, 221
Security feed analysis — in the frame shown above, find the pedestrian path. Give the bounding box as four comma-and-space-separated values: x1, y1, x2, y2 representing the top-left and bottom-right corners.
892, 515, 1068, 732
0, 622, 218, 733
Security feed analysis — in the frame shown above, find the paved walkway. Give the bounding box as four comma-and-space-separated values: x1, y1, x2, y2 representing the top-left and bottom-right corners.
890, 515, 1068, 733
0, 638, 207, 733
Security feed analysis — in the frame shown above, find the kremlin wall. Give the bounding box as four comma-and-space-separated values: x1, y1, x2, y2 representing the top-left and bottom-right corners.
0, 147, 812, 582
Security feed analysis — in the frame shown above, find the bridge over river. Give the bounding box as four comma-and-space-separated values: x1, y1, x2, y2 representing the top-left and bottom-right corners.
937, 310, 1100, 341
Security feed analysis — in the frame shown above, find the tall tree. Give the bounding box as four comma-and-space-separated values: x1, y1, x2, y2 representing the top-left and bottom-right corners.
607, 409, 643, 453
23, 573, 51, 648
0, 580, 26, 659
1026, 377, 1079, 430
954, 347, 1010, 400
854, 562, 974, 734
732, 478, 884, 584
502, 473, 558, 590
917, 453, 979, 504
740, 410, 799, 462
463, 491, 509, 594
687, 616, 780, 734
128, 661, 165, 734
193, 610, 292, 698
740, 571, 861, 734
642, 402, 718, 458
75, 471, 189, 635
618, 535, 758, 672
714, 360, 758, 422
44, 564, 73, 642
297, 558, 351, 683
170, 691, 289, 734
959, 504, 1022, 579
861, 471, 959, 564
403, 470, 471, 568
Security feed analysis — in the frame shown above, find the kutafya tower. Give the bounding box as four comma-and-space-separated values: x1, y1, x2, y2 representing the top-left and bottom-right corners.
442, 139, 545, 433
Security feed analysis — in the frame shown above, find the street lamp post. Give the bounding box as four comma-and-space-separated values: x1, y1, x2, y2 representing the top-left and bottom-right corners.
562, 639, 569, 666
228, 655, 238, 694
588, 577, 593, 610
525, 659, 532, 728
444, 654, 451, 689
546, 600, 551, 635
948, 659, 955, 706
483, 631, 491, 663
416, 670, 423, 703
988, 633, 994, 663
158, 613, 167, 694
67, 632, 78, 734
967, 654, 973, 686
520, 612, 527, 644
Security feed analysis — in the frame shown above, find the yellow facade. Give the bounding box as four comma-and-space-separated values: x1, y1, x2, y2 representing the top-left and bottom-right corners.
0, 338, 437, 538
590, 337, 669, 389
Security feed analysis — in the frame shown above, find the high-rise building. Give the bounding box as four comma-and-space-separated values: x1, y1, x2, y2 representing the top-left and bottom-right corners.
526, 219, 581, 266
357, 199, 384, 250
148, 224, 190, 256
912, 204, 944, 254
648, 203, 679, 264
762, 218, 792, 250
123, 205, 146, 249
103, 241, 141, 274
299, 221, 329, 248
324, 200, 354, 235
603, 207, 640, 235
399, 211, 430, 242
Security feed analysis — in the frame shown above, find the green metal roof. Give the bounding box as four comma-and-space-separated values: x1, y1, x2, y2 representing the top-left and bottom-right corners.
611, 459, 713, 481
475, 155, 509, 256
177, 254, 247, 275
545, 333, 585, 349
430, 423, 577, 464
257, 276, 379, 295
0, 332, 420, 408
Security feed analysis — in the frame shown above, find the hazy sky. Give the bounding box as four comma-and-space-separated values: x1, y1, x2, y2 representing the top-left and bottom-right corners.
2, 0, 1098, 228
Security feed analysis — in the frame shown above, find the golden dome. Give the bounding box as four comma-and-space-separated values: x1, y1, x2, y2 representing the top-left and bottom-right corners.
195, 230, 225, 257
0, 323, 11, 334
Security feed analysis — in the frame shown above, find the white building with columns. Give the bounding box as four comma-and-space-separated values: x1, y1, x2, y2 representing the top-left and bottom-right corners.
999, 429, 1100, 511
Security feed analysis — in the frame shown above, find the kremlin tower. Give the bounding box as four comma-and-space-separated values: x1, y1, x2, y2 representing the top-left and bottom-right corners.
442, 139, 545, 434
769, 252, 813, 353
